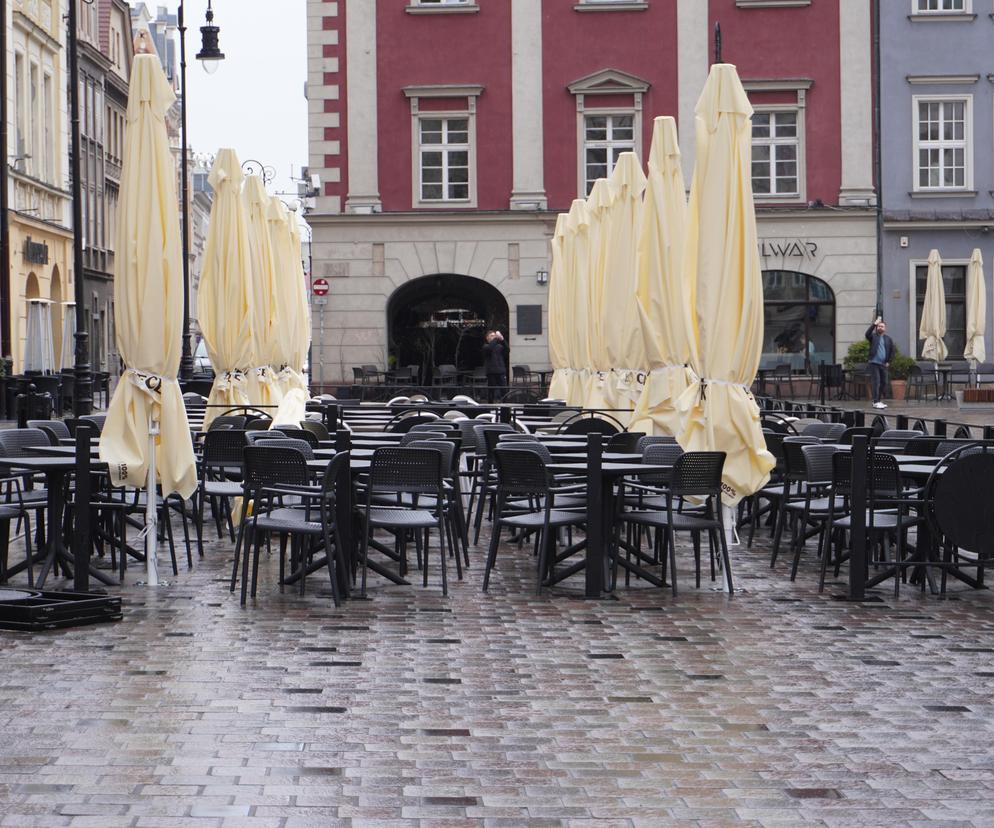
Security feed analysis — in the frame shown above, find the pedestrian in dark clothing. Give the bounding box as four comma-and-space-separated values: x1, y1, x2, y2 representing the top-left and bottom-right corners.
865, 316, 895, 408
482, 331, 508, 403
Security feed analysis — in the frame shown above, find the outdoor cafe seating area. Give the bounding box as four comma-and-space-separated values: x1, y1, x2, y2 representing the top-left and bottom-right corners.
1, 391, 992, 609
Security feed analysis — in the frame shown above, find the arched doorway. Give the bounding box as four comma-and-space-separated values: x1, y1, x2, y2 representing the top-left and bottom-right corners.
761, 270, 835, 373
25, 272, 40, 299
387, 274, 510, 384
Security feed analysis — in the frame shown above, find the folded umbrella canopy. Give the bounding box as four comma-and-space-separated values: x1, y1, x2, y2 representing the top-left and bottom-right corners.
600, 152, 647, 419
269, 197, 310, 426
547, 213, 570, 401
631, 117, 694, 437
243, 175, 283, 410
565, 199, 592, 406
920, 249, 948, 363
677, 63, 775, 508
287, 212, 312, 389
198, 148, 253, 429
100, 47, 197, 583
583, 178, 614, 411
964, 248, 986, 369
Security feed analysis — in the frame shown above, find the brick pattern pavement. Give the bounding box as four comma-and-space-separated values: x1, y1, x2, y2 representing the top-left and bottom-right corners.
1, 514, 994, 827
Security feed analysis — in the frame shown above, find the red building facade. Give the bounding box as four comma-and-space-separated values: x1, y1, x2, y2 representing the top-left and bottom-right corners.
306, 0, 876, 386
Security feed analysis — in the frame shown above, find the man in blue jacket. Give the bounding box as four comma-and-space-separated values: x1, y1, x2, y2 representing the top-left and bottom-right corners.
865, 316, 895, 409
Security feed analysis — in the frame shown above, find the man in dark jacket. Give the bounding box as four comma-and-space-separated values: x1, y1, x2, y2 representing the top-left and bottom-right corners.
865, 316, 895, 409
482, 331, 508, 403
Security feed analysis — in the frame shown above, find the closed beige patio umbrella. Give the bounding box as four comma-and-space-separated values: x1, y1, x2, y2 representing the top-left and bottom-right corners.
964, 248, 986, 372
547, 213, 570, 401
677, 63, 774, 513
269, 198, 310, 426
243, 175, 282, 410
600, 152, 647, 419
99, 42, 197, 585
920, 248, 948, 363
630, 117, 694, 436
565, 199, 592, 406
583, 178, 614, 411
198, 149, 253, 429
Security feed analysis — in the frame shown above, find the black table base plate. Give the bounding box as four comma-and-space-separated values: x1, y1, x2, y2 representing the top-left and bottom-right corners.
0, 590, 122, 631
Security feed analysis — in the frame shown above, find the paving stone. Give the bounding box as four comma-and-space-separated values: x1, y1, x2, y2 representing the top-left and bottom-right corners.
1, 511, 994, 826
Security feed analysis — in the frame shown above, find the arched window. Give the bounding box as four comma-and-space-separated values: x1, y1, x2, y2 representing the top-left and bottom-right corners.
761, 271, 835, 374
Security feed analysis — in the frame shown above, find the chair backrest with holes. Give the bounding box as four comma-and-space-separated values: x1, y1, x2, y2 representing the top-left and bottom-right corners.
246, 429, 286, 444
401, 430, 447, 446
0, 428, 50, 457
801, 444, 836, 486
368, 447, 444, 496
202, 429, 247, 469
209, 414, 248, 431
27, 419, 70, 442
668, 451, 725, 499
636, 435, 677, 453
500, 440, 552, 464
406, 439, 456, 476
242, 445, 310, 494
494, 446, 551, 497
301, 420, 332, 442
931, 448, 994, 559
253, 437, 315, 460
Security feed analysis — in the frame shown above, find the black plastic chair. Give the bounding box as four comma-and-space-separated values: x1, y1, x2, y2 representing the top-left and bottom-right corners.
301, 420, 332, 443
196, 429, 247, 555
231, 445, 318, 604
27, 419, 71, 445
359, 447, 451, 596
208, 415, 249, 431
619, 451, 731, 595
483, 447, 586, 594
635, 435, 678, 453
248, 451, 351, 605
606, 432, 645, 453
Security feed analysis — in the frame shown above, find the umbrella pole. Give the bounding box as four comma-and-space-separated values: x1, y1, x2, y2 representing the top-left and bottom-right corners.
145, 413, 159, 586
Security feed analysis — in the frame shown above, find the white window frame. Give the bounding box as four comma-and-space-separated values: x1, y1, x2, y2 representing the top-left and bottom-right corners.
580, 111, 637, 196
751, 106, 805, 203
404, 85, 482, 209
913, 0, 969, 13
908, 257, 969, 356
912, 94, 973, 193
415, 116, 472, 204
568, 69, 649, 198
574, 0, 650, 10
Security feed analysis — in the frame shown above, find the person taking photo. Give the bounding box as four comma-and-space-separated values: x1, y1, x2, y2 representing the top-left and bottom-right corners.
865, 314, 895, 409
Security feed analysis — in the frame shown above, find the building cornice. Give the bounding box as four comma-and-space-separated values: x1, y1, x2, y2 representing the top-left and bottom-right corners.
8, 170, 71, 201
12, 10, 63, 52
906, 74, 980, 85
403, 84, 484, 100
9, 210, 73, 237
741, 78, 813, 92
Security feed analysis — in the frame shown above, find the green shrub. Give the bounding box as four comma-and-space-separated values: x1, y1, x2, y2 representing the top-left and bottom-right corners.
889, 353, 915, 380
843, 339, 870, 370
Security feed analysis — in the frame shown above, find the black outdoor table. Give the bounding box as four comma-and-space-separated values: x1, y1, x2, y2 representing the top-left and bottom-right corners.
547, 437, 672, 597
0, 456, 115, 588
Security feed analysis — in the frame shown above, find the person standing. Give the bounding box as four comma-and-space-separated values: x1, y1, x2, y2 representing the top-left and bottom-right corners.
482, 331, 508, 403
865, 315, 895, 409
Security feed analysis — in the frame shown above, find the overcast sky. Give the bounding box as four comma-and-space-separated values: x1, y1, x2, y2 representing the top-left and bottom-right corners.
164, 0, 309, 200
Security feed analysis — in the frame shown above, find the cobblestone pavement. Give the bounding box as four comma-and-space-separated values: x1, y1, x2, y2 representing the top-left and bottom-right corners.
2, 518, 994, 827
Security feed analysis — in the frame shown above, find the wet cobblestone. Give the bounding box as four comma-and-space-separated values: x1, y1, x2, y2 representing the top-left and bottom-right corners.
1, 521, 994, 826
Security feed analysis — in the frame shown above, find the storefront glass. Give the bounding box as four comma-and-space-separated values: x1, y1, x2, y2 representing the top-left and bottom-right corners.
761, 270, 835, 373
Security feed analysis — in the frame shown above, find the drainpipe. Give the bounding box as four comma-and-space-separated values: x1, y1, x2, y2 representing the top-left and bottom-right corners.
873, 0, 884, 317
0, 0, 12, 359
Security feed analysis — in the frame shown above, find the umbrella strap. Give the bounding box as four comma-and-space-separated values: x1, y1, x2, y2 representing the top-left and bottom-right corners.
216, 370, 247, 392
127, 368, 177, 399
699, 377, 751, 401
252, 366, 275, 384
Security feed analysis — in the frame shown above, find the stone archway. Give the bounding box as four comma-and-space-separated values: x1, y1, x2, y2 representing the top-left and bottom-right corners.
386, 273, 510, 384
50, 265, 63, 369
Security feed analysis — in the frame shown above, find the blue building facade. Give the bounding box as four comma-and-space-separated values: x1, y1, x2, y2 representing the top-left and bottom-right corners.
881, 0, 994, 361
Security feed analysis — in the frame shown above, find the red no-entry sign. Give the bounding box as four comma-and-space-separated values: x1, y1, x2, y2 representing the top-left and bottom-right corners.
312, 278, 330, 296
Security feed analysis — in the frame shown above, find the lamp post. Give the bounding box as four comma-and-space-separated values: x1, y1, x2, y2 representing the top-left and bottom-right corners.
0, 0, 11, 361
178, 0, 225, 383
69, 0, 93, 415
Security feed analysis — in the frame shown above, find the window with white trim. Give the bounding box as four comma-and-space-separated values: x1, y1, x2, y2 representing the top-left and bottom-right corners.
915, 0, 967, 12
416, 0, 470, 5
914, 96, 971, 190
751, 110, 800, 198
418, 117, 470, 202
583, 114, 634, 195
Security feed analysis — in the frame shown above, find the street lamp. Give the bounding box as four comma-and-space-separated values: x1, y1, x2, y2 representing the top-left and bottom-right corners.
195, 1, 225, 74
242, 159, 276, 186
177, 0, 225, 383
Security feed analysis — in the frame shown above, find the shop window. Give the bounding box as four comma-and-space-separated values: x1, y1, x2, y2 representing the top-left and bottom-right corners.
761, 271, 835, 374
